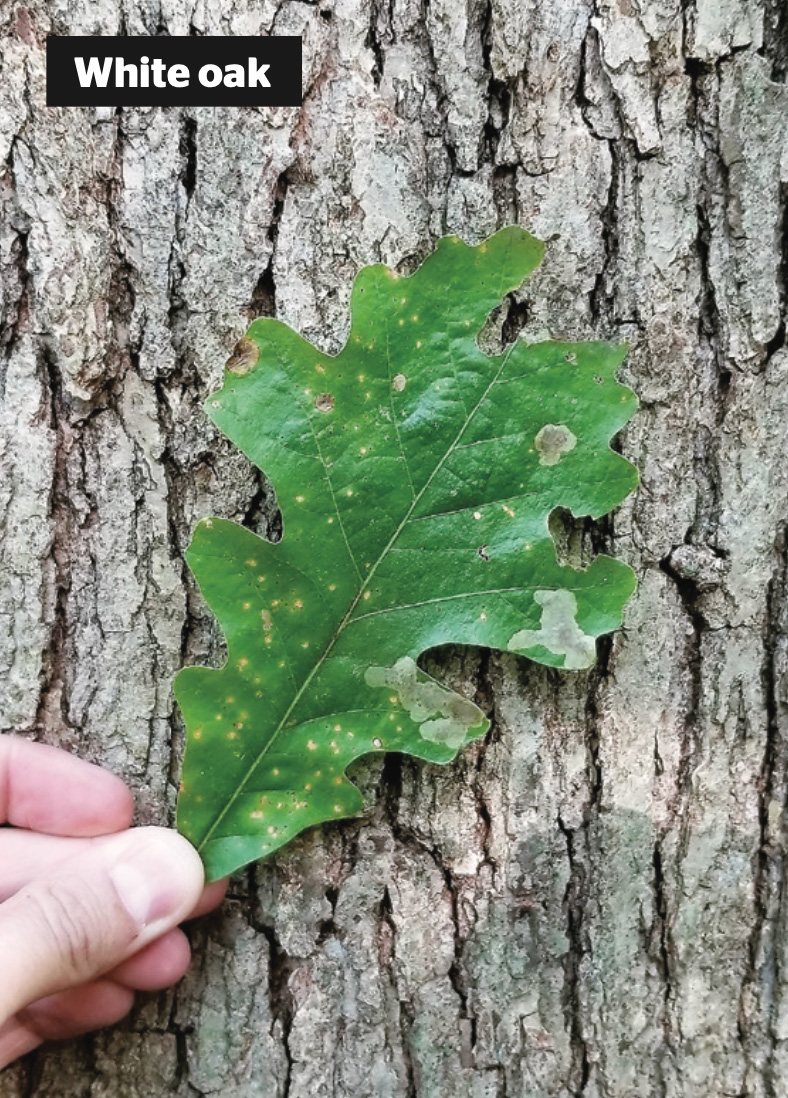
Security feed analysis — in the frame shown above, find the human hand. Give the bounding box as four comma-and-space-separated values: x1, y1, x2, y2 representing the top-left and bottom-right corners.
0, 736, 227, 1067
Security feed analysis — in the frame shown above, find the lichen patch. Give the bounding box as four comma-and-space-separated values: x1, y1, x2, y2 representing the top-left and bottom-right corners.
508, 589, 595, 669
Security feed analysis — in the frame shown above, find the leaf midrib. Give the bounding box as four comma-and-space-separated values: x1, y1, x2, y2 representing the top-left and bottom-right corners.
196, 346, 519, 855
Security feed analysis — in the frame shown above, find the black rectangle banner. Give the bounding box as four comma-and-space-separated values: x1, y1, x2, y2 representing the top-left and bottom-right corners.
46, 36, 302, 107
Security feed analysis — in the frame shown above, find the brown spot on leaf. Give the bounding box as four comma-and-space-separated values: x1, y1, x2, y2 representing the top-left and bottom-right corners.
225, 336, 259, 375
315, 393, 335, 412
392, 374, 407, 392
534, 423, 577, 466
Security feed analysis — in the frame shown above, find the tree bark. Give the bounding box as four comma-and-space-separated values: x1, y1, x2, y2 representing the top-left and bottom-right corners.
1, 0, 787, 1094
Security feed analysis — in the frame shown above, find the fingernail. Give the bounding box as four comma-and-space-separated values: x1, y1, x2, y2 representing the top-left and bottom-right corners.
109, 829, 204, 929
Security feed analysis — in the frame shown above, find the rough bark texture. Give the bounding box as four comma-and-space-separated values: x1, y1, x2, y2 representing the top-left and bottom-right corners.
1, 0, 788, 1094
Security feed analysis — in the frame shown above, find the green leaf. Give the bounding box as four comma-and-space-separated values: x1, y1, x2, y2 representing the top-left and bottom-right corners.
175, 227, 639, 881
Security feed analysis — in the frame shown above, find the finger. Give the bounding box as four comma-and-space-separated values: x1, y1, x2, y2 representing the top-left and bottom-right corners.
0, 831, 87, 901
189, 877, 229, 919
0, 831, 224, 910
0, 980, 134, 1069
0, 826, 204, 1024
109, 928, 191, 991
0, 735, 133, 836
24, 979, 134, 1040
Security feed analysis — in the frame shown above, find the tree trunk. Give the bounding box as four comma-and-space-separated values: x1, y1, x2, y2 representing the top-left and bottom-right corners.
1, 0, 787, 1094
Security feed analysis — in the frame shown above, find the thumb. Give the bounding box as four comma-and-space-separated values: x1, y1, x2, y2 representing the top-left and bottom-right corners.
0, 827, 204, 1023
